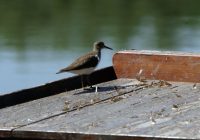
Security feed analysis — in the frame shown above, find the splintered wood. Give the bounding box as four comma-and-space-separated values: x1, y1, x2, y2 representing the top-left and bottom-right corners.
1, 79, 200, 140
113, 50, 200, 83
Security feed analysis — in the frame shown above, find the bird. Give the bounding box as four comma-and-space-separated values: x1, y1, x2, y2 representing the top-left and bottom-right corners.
56, 41, 113, 88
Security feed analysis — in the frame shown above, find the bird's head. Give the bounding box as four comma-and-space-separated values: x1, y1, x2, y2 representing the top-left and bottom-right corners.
93, 41, 113, 51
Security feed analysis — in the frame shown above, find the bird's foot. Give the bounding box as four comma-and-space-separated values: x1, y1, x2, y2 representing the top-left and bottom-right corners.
84, 85, 99, 92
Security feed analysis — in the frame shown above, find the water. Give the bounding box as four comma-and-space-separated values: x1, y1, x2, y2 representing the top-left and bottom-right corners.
1, 0, 200, 94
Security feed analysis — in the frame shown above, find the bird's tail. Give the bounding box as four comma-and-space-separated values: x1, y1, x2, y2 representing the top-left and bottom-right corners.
56, 71, 62, 74
56, 68, 68, 74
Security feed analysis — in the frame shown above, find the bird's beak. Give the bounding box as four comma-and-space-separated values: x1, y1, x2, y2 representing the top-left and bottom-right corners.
104, 45, 113, 50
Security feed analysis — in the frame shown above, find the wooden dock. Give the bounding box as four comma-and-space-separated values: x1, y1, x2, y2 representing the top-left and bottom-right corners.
1, 50, 200, 140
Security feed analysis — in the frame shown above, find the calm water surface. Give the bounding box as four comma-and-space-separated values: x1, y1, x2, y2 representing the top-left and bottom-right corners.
1, 0, 200, 94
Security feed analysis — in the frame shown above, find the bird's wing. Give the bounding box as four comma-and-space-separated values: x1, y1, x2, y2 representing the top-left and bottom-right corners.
58, 52, 99, 73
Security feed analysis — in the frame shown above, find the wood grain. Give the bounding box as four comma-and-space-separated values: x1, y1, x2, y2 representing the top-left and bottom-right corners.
12, 80, 200, 140
0, 79, 133, 138
1, 78, 200, 139
113, 50, 200, 83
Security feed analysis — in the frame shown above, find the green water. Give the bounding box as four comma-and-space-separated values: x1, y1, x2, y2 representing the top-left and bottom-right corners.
1, 0, 200, 94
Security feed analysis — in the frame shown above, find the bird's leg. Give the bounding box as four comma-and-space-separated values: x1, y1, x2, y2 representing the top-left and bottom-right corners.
86, 74, 93, 88
87, 75, 99, 92
81, 75, 84, 88
83, 75, 91, 90
83, 74, 95, 90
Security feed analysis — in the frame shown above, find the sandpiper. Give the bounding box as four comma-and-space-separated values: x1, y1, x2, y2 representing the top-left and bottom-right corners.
56, 41, 112, 89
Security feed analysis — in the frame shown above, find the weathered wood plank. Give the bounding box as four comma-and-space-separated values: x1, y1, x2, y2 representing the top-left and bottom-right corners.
8, 80, 200, 140
0, 79, 133, 138
113, 50, 200, 83
0, 66, 116, 109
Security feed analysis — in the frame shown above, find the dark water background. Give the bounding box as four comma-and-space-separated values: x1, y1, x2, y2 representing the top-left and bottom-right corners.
1, 0, 200, 94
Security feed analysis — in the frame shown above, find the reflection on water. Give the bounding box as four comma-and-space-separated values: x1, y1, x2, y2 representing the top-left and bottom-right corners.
1, 0, 200, 94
